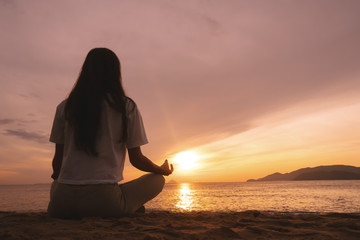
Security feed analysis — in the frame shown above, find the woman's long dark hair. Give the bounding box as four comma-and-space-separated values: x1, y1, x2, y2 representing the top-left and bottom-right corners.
65, 48, 128, 156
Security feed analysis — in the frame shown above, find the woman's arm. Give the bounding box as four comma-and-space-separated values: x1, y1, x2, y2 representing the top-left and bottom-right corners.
51, 143, 64, 180
128, 147, 173, 176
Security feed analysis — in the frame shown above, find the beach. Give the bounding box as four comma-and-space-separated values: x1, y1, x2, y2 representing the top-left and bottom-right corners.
1, 211, 360, 240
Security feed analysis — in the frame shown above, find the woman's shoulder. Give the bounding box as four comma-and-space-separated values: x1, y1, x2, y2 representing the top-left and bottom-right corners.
55, 99, 67, 112
125, 96, 135, 104
125, 97, 138, 112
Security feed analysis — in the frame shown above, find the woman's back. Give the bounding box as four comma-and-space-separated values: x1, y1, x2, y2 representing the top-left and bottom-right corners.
50, 97, 148, 185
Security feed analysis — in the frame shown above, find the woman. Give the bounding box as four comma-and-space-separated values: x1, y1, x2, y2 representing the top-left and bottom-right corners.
48, 48, 173, 218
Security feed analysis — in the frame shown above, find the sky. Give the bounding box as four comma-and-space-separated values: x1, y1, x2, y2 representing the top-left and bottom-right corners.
0, 0, 359, 184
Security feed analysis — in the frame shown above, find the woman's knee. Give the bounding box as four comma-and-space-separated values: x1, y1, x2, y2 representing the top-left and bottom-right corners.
157, 174, 165, 189
146, 173, 165, 193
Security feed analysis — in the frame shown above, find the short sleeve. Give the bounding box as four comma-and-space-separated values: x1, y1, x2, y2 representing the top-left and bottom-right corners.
49, 102, 66, 144
126, 100, 148, 149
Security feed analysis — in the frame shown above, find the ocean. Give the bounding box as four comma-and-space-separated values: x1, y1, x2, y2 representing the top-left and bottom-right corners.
1, 180, 359, 213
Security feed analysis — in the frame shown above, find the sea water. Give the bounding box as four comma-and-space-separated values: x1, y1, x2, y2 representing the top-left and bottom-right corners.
0, 181, 359, 213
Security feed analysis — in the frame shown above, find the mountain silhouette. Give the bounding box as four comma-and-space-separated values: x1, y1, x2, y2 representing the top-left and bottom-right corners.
247, 165, 360, 182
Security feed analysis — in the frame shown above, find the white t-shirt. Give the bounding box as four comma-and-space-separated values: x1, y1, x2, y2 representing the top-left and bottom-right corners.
49, 98, 148, 184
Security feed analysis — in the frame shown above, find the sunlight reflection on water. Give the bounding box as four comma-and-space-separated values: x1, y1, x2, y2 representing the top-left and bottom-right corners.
176, 183, 193, 210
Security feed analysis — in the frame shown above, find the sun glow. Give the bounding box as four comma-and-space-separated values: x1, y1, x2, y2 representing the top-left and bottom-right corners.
173, 151, 200, 170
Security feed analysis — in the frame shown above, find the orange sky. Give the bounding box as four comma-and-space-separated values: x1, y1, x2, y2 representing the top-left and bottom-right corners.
0, 0, 359, 184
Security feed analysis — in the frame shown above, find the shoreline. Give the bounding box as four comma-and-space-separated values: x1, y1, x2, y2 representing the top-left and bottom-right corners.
5, 209, 360, 215
1, 210, 360, 239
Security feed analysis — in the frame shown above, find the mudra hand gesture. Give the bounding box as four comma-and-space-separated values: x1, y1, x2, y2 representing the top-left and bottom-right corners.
160, 160, 174, 176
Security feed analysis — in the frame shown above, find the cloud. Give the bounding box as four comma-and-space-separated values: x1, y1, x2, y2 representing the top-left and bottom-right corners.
3, 129, 48, 143
0, 118, 15, 125
0, 118, 37, 126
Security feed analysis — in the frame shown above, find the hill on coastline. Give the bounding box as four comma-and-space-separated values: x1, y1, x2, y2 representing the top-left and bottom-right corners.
167, 180, 178, 184
247, 165, 360, 182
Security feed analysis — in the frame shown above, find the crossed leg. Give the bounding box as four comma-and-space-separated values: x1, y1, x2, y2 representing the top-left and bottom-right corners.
119, 173, 165, 213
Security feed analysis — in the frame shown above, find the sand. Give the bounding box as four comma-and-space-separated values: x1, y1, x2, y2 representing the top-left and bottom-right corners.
1, 210, 360, 240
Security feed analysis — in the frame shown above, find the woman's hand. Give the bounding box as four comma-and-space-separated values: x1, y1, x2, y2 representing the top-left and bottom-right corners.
160, 160, 174, 176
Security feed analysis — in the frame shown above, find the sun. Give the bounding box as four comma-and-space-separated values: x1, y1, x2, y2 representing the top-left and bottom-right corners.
173, 151, 200, 170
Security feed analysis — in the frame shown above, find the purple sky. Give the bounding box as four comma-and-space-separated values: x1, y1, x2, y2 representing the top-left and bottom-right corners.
0, 0, 360, 184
